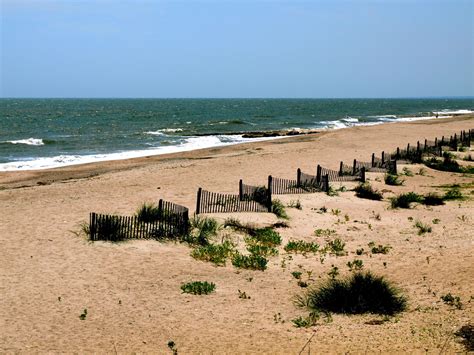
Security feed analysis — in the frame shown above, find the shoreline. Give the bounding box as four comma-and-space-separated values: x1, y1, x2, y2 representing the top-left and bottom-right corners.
1, 114, 473, 190
1, 113, 472, 174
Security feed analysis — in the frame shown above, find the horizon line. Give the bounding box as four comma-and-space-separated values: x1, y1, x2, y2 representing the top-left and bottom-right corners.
1, 96, 474, 100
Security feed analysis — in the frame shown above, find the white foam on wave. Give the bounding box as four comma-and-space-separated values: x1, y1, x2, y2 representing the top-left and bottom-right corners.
5, 138, 44, 146
432, 109, 473, 115
145, 128, 183, 135
342, 117, 359, 123
0, 134, 280, 171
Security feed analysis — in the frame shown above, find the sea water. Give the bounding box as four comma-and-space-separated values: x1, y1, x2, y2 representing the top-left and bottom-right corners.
0, 98, 472, 171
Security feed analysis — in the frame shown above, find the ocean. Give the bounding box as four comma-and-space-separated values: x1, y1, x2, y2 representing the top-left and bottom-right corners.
0, 98, 472, 171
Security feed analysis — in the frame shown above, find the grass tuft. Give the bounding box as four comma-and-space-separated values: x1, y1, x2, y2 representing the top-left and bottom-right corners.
136, 202, 161, 223
285, 240, 320, 254
390, 192, 423, 209
232, 253, 268, 271
271, 199, 289, 219
181, 281, 216, 295
191, 241, 235, 265
423, 193, 445, 206
189, 216, 220, 245
296, 271, 407, 315
384, 174, 404, 186
414, 220, 432, 235
354, 183, 383, 200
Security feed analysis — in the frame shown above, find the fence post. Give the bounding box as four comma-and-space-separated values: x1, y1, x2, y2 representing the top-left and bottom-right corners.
396, 147, 400, 159
267, 176, 273, 212
371, 153, 375, 167
90, 213, 96, 241
316, 165, 321, 183
339, 161, 343, 176
407, 143, 410, 153
361, 167, 366, 183
297, 168, 301, 187
183, 210, 189, 236
393, 160, 398, 175
381, 151, 385, 165
239, 179, 243, 201
424, 139, 427, 151
417, 141, 420, 153
352, 159, 357, 175
323, 174, 329, 193
196, 188, 202, 215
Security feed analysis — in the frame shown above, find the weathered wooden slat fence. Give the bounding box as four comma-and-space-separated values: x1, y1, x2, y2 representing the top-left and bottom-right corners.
271, 170, 329, 194
318, 162, 365, 182
89, 200, 189, 241
196, 185, 270, 214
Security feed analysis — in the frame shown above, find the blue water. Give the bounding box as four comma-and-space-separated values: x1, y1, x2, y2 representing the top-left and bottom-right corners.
0, 98, 472, 170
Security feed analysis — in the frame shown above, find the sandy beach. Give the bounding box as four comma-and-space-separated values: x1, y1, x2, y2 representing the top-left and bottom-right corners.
1, 116, 473, 353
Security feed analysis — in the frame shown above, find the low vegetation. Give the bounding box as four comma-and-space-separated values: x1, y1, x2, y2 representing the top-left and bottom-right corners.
324, 238, 346, 256
369, 242, 391, 254
232, 253, 268, 271
271, 199, 289, 219
136, 202, 161, 223
295, 271, 407, 315
414, 220, 432, 235
440, 293, 462, 309
455, 324, 474, 351
390, 192, 423, 209
181, 281, 216, 295
423, 193, 445, 206
384, 174, 404, 186
191, 241, 235, 265
284, 240, 319, 254
354, 183, 383, 200
188, 216, 220, 245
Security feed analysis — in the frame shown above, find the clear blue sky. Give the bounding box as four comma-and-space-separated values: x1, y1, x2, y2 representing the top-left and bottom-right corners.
1, 0, 473, 98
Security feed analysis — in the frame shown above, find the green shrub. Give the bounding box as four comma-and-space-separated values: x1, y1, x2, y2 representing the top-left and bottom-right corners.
347, 259, 364, 271
246, 244, 278, 257
384, 174, 404, 186
245, 227, 282, 247
423, 193, 445, 206
288, 200, 302, 209
284, 240, 319, 254
424, 153, 462, 172
232, 253, 268, 271
191, 241, 235, 265
325, 238, 346, 256
271, 199, 289, 219
291, 271, 303, 279
402, 167, 414, 176
189, 216, 220, 245
454, 324, 474, 351
443, 186, 464, 201
354, 183, 383, 200
414, 220, 432, 235
292, 313, 319, 328
136, 202, 161, 223
314, 228, 336, 237
370, 242, 391, 254
390, 192, 423, 208
441, 293, 462, 309
181, 281, 216, 295
296, 271, 407, 315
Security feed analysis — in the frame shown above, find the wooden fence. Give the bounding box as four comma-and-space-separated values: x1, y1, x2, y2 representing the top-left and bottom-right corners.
318, 163, 365, 182
196, 185, 270, 214
270, 170, 329, 194
89, 200, 189, 241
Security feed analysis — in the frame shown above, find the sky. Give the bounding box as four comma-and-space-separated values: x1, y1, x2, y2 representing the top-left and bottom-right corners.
0, 0, 473, 98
